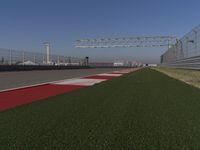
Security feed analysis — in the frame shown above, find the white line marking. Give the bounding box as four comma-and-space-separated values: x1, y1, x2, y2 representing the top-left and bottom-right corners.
0, 82, 49, 93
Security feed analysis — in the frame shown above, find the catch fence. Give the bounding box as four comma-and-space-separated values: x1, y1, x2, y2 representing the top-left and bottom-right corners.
161, 25, 200, 69
0, 48, 87, 66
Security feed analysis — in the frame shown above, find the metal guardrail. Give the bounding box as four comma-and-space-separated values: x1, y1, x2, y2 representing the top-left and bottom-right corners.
161, 55, 200, 70
0, 48, 87, 66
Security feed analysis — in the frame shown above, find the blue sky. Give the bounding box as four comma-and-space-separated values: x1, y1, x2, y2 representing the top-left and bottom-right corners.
0, 0, 200, 63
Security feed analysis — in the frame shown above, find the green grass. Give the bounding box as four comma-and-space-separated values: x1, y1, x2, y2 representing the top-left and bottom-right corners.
1, 68, 200, 149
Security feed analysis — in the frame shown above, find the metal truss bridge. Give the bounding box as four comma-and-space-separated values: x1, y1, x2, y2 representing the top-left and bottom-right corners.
75, 36, 178, 48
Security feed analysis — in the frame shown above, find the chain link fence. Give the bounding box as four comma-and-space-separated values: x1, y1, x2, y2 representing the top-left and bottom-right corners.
0, 48, 87, 66
161, 25, 200, 69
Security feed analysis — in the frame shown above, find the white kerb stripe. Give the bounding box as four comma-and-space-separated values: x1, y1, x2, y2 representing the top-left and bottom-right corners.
52, 78, 106, 86
97, 73, 123, 77
112, 71, 130, 73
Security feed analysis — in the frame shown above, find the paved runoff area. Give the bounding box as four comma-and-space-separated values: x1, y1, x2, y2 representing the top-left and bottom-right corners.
0, 68, 138, 112
0, 68, 124, 91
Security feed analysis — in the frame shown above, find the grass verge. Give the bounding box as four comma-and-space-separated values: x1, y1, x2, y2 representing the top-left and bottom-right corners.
153, 67, 200, 89
1, 68, 200, 149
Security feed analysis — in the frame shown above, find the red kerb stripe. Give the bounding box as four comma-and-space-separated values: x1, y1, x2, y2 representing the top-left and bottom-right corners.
0, 84, 84, 112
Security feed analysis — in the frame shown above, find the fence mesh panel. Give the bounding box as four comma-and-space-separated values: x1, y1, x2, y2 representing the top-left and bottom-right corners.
161, 25, 200, 69
0, 48, 86, 66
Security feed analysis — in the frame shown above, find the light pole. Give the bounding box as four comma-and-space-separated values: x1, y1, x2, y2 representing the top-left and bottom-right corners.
43, 42, 51, 64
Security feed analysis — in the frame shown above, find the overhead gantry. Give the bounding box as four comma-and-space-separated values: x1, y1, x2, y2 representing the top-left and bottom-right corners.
75, 36, 178, 48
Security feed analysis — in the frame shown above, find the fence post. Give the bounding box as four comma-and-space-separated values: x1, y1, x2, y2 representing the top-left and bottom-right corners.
57, 56, 60, 65
62, 57, 64, 64
194, 30, 198, 55
22, 51, 25, 65
68, 57, 71, 65
186, 36, 189, 58
43, 55, 45, 65
9, 49, 12, 65
33, 54, 36, 64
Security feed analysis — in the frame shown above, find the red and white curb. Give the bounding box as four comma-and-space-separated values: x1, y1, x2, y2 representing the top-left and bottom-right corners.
0, 68, 139, 112
53, 78, 107, 86
96, 73, 122, 77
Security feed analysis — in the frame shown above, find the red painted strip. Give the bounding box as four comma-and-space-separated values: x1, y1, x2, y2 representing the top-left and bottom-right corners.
83, 75, 117, 80
0, 84, 85, 112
